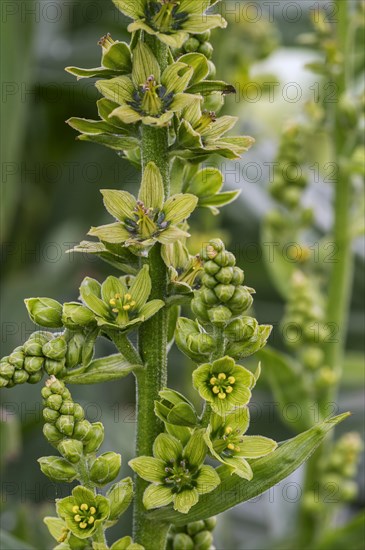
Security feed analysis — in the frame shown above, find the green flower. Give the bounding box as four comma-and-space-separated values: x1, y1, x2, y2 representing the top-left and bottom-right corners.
56, 486, 109, 539
88, 162, 198, 248
129, 430, 220, 514
112, 1, 226, 49
80, 265, 164, 331
192, 356, 255, 415
204, 409, 277, 479
161, 240, 203, 293
175, 97, 255, 160
96, 42, 200, 127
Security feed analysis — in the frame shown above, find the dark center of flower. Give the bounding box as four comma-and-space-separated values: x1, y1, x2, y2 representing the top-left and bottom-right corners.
146, 1, 189, 33
127, 75, 174, 118
164, 458, 196, 492
210, 372, 236, 400
72, 503, 97, 530
124, 200, 170, 241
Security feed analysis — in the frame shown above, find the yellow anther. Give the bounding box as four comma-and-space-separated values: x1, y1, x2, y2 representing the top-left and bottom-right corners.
212, 386, 220, 394
79, 522, 88, 529
123, 304, 131, 311
130, 300, 136, 307
227, 443, 235, 450
112, 308, 119, 313
225, 426, 233, 435
74, 514, 81, 522
88, 516, 95, 524
226, 386, 233, 394
109, 299, 116, 306
80, 503, 88, 511
72, 505, 79, 514
125, 293, 132, 300
90, 506, 96, 514
210, 377, 217, 385
235, 446, 241, 452
114, 293, 121, 299
218, 373, 226, 380
218, 392, 226, 399
228, 376, 236, 384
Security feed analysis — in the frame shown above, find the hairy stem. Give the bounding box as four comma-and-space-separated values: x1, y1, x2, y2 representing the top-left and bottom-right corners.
132, 37, 171, 548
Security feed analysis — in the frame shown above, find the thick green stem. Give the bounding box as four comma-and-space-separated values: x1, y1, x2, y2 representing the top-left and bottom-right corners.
132, 37, 171, 548
299, 1, 355, 545
108, 331, 143, 366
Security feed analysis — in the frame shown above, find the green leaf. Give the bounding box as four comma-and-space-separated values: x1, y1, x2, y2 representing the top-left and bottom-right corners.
178, 53, 209, 86
316, 511, 365, 550
188, 168, 223, 198
147, 413, 350, 524
64, 354, 137, 384
187, 80, 236, 95
67, 117, 122, 135
67, 241, 139, 274
258, 346, 313, 432
77, 134, 139, 151
199, 190, 241, 210
65, 66, 118, 79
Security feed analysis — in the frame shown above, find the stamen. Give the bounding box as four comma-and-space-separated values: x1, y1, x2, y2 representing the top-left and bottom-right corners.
79, 522, 88, 529
88, 516, 95, 524
74, 514, 81, 522
72, 505, 79, 514
218, 373, 226, 380
225, 426, 233, 434
227, 443, 235, 450
228, 376, 236, 384
212, 386, 220, 394
218, 392, 226, 399
80, 504, 88, 511
90, 507, 96, 514
226, 386, 233, 394
210, 377, 217, 385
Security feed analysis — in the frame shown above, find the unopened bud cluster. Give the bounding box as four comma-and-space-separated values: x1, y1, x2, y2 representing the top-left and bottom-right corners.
175, 31, 216, 78
167, 517, 217, 550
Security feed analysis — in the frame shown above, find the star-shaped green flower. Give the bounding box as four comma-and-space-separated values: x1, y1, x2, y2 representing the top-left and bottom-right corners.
161, 240, 203, 294
175, 97, 255, 160
56, 486, 109, 539
95, 42, 201, 127
112, 1, 226, 49
88, 162, 198, 249
192, 356, 255, 415
129, 430, 220, 514
204, 409, 277, 479
79, 265, 164, 331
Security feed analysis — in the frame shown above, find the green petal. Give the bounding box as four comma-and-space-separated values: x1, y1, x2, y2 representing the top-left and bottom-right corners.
227, 385, 252, 409
236, 436, 277, 458
157, 225, 190, 245
163, 194, 198, 223
80, 278, 110, 318
129, 265, 152, 309
128, 20, 157, 37
170, 93, 200, 113
96, 76, 134, 104
78, 134, 139, 151
178, 120, 202, 148
178, 0, 207, 15
143, 484, 174, 510
183, 429, 207, 468
196, 465, 221, 494
156, 31, 189, 49
142, 111, 174, 127
178, 53, 209, 86
43, 517, 67, 542
201, 115, 238, 140
183, 97, 203, 127
101, 275, 126, 303
102, 41, 132, 72
88, 223, 131, 244
188, 168, 223, 198
128, 457, 166, 483
173, 488, 199, 514
192, 363, 211, 390
224, 407, 250, 435
153, 433, 183, 462
224, 456, 253, 480
110, 105, 143, 124
184, 14, 227, 33
234, 365, 256, 388
212, 356, 236, 372
101, 189, 136, 221
65, 66, 117, 79
67, 117, 120, 135
138, 162, 164, 210
111, 0, 146, 19
139, 299, 165, 321
161, 62, 193, 94
132, 42, 161, 87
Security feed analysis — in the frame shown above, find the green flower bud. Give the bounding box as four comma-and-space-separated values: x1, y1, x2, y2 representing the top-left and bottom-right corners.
194, 530, 213, 549
199, 31, 211, 42
57, 438, 84, 463
24, 356, 44, 374
224, 317, 258, 343
231, 267, 244, 286
214, 284, 235, 302
201, 240, 224, 261
44, 358, 65, 376
73, 403, 85, 422
23, 339, 44, 357
207, 60, 216, 78
8, 348, 25, 368
41, 386, 52, 399
173, 534, 194, 550
207, 305, 232, 326
13, 370, 29, 384
73, 419, 92, 441
43, 336, 67, 360
201, 288, 219, 306
227, 287, 254, 314
204, 261, 220, 276
56, 415, 75, 437
214, 267, 233, 285
316, 367, 339, 389
25, 298, 63, 328
28, 372, 44, 385
43, 407, 60, 422
0, 362, 15, 380
38, 456, 77, 482
62, 302, 95, 329
187, 333, 216, 355
156, 388, 198, 428
198, 42, 213, 59
107, 477, 134, 520
341, 480, 358, 501
187, 521, 205, 536
301, 347, 324, 370
201, 273, 218, 289
83, 422, 105, 454
204, 517, 217, 531
215, 251, 235, 267
59, 400, 75, 415
47, 394, 63, 410
0, 376, 9, 388
184, 37, 200, 53
89, 452, 121, 486
65, 332, 84, 369
191, 298, 210, 322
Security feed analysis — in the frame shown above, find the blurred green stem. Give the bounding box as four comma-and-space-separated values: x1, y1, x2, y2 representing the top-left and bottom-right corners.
299, 0, 355, 545
132, 35, 170, 549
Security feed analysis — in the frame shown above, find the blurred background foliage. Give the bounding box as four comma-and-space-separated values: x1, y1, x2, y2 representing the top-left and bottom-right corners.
0, 1, 364, 549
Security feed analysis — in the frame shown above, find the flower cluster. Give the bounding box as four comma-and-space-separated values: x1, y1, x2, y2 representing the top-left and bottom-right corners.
167, 516, 217, 550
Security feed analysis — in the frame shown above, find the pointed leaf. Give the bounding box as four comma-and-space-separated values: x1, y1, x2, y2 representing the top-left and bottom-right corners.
88, 223, 130, 244
78, 134, 139, 151
101, 189, 136, 221
96, 76, 134, 104
138, 162, 164, 210
111, 0, 146, 20
132, 42, 160, 87
102, 41, 132, 72
178, 53, 209, 86
129, 265, 151, 308
64, 354, 136, 384
163, 194, 198, 223
187, 80, 236, 95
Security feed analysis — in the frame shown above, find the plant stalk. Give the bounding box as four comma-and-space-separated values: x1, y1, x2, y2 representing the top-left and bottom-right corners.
132, 37, 171, 548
